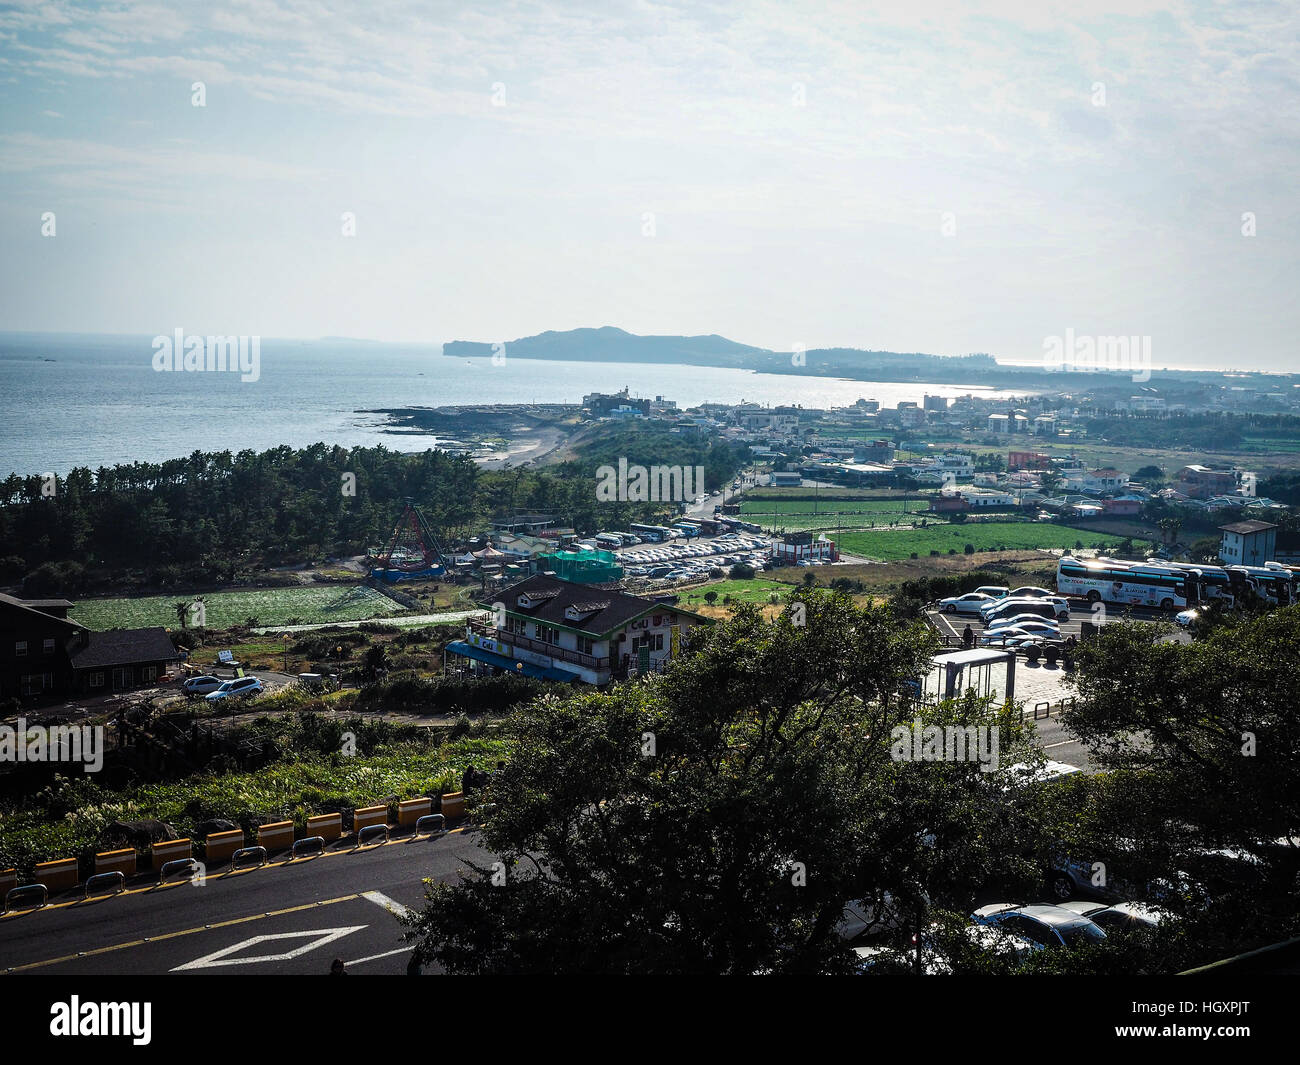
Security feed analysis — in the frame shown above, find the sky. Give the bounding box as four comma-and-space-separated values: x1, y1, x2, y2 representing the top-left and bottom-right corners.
0, 0, 1297, 370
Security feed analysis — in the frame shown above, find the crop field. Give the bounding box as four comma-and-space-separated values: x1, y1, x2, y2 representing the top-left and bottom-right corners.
679, 578, 793, 607
741, 497, 933, 530
70, 584, 408, 631
835, 523, 1154, 561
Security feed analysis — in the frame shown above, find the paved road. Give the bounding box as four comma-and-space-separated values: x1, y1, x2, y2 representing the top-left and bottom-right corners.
0, 828, 496, 975
252, 609, 489, 635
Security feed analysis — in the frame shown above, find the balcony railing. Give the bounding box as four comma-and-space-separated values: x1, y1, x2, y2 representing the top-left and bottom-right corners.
466, 621, 608, 671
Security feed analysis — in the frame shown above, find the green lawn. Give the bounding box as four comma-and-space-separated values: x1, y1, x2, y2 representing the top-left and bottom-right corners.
71, 585, 408, 631
835, 523, 1154, 561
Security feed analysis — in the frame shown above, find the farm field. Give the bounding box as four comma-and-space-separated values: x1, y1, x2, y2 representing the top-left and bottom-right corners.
678, 578, 793, 607
835, 522, 1154, 562
70, 584, 409, 631
741, 497, 934, 530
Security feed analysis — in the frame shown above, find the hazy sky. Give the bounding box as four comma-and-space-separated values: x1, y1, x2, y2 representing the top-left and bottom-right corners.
1, 0, 1297, 370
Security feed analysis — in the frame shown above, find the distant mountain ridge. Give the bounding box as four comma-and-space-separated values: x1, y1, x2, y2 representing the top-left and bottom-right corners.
442, 326, 996, 376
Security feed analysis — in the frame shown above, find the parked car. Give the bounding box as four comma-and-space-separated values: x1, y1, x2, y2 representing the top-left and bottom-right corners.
1009, 586, 1057, 599
1086, 902, 1169, 932
980, 628, 1057, 648
182, 674, 223, 697
854, 923, 1044, 974
972, 903, 1107, 949
973, 586, 1011, 599
1175, 608, 1200, 628
985, 617, 1062, 636
204, 676, 265, 702
980, 598, 1070, 622
939, 592, 997, 615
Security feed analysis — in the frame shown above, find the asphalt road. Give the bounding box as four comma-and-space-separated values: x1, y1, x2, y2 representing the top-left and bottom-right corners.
0, 828, 496, 976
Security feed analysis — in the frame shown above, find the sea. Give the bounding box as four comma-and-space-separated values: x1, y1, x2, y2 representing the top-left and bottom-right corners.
0, 333, 1039, 477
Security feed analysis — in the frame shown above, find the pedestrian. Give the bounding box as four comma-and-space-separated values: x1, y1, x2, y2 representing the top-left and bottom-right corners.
962, 623, 975, 649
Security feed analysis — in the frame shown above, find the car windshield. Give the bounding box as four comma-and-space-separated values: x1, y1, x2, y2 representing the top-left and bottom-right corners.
1059, 921, 1106, 946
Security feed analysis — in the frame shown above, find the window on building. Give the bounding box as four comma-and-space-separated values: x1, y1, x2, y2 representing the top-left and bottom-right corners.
577, 636, 595, 655
43, 638, 56, 654
88, 672, 105, 688
537, 625, 558, 644
15, 641, 27, 657
142, 666, 158, 684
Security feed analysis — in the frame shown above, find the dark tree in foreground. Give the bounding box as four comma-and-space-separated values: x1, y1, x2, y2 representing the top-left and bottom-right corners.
405, 592, 1044, 974
1057, 611, 1300, 958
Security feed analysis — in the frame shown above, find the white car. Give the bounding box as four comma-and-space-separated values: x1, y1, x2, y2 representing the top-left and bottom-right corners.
1009, 586, 1057, 599
204, 676, 265, 702
1175, 608, 1200, 627
986, 615, 1062, 634
939, 592, 996, 615
979, 629, 1051, 648
182, 674, 223, 697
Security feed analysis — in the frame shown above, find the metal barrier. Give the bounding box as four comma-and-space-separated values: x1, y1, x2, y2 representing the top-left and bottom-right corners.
1034, 700, 1051, 720
357, 825, 389, 848
158, 858, 200, 884
291, 836, 326, 859
230, 846, 267, 871
84, 871, 126, 899
415, 814, 445, 836
3, 884, 48, 914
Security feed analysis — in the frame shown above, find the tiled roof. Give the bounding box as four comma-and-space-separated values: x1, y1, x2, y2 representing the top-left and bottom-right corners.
71, 626, 179, 670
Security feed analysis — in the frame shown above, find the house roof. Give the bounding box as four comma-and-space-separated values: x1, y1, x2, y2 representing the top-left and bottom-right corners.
71, 626, 179, 670
1219, 520, 1278, 535
489, 574, 704, 637
0, 593, 85, 632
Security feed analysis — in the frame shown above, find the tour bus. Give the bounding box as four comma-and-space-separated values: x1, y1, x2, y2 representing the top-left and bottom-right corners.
594, 533, 625, 550
1055, 556, 1195, 611
630, 523, 675, 543
1146, 559, 1236, 604
1225, 563, 1299, 606
672, 522, 701, 538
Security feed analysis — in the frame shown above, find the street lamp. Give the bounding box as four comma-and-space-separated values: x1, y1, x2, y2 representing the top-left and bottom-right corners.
336, 645, 343, 689
281, 633, 290, 673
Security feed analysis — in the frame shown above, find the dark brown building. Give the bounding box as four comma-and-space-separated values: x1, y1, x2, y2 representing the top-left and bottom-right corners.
0, 594, 179, 702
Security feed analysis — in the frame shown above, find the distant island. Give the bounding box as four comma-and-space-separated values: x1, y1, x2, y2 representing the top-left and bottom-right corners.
443, 326, 1280, 390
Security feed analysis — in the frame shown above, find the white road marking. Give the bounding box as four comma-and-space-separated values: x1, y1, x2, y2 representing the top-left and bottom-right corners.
345, 946, 413, 967
362, 890, 411, 918
1043, 741, 1075, 750
171, 926, 366, 971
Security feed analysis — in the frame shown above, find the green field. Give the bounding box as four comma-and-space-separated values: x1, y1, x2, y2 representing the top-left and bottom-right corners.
678, 578, 792, 606
741, 497, 933, 531
835, 523, 1154, 562
71, 584, 408, 631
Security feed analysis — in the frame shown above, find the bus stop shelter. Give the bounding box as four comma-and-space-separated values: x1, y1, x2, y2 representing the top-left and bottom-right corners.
922, 648, 1016, 704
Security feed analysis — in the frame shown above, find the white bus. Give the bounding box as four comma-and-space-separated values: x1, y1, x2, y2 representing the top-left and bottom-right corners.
1145, 558, 1236, 604
1226, 563, 1300, 606
630, 523, 675, 543
1055, 556, 1195, 610
594, 533, 625, 550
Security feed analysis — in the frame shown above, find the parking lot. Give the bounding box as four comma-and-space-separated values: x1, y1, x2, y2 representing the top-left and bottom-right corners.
927, 598, 1192, 647
612, 530, 779, 586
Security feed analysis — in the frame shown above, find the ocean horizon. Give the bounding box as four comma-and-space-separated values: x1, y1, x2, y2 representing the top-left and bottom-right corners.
1, 332, 1040, 477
